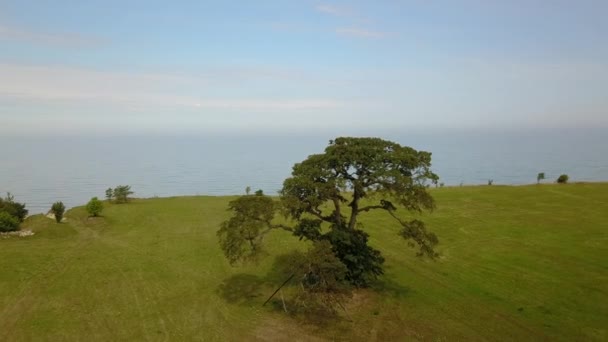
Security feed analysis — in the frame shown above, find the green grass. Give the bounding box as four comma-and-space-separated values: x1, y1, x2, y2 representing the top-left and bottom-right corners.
1, 183, 607, 341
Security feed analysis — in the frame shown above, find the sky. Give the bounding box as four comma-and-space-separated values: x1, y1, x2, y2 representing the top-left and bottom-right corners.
1, 0, 607, 135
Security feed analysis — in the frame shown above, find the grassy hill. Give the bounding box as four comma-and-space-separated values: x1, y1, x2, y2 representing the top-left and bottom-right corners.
1, 183, 607, 341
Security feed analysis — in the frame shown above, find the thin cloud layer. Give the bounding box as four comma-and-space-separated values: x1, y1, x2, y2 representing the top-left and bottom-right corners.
314, 3, 382, 39
0, 63, 344, 111
0, 1, 606, 135
336, 27, 387, 39
315, 4, 352, 17
0, 24, 105, 48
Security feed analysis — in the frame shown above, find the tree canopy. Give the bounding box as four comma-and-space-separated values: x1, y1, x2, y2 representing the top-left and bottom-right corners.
218, 137, 440, 287
109, 185, 134, 204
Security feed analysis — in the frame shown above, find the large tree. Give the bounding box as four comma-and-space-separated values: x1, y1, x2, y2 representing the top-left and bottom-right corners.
218, 137, 440, 286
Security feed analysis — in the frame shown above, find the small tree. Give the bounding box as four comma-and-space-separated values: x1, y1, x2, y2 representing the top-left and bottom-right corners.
537, 172, 545, 184
113, 185, 134, 204
557, 174, 569, 184
105, 188, 114, 201
51, 201, 66, 223
245, 186, 251, 195
0, 211, 20, 232
488, 179, 494, 186
86, 197, 104, 217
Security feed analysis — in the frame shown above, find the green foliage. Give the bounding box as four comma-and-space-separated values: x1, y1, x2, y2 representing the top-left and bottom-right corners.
105, 188, 113, 201
0, 211, 20, 232
219, 137, 440, 287
113, 185, 134, 203
557, 174, 569, 184
51, 201, 66, 223
0, 192, 28, 223
324, 227, 385, 286
245, 186, 251, 195
86, 197, 104, 217
217, 194, 279, 264
254, 189, 264, 196
399, 219, 439, 257
537, 172, 545, 184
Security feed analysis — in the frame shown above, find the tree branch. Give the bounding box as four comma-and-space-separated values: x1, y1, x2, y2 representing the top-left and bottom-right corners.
386, 209, 408, 227
260, 223, 294, 237
357, 205, 386, 213
239, 211, 295, 235
332, 198, 342, 226
309, 208, 334, 224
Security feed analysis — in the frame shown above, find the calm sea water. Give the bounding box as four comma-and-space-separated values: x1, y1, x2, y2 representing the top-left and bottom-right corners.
1, 128, 607, 214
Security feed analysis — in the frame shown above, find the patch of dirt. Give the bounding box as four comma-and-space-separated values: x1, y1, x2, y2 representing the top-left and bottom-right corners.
253, 316, 327, 342
344, 289, 376, 311
45, 213, 67, 222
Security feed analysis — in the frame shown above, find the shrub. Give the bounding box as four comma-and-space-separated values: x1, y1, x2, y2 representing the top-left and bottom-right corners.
105, 188, 114, 201
439, 183, 445, 187
488, 179, 494, 186
51, 201, 66, 223
113, 185, 134, 204
557, 174, 569, 184
537, 172, 545, 184
86, 197, 104, 217
0, 193, 28, 223
0, 211, 20, 232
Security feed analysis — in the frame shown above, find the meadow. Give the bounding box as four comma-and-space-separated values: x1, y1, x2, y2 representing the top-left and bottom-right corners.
1, 183, 607, 341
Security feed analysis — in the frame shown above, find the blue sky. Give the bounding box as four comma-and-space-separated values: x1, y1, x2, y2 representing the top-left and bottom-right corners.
1, 0, 607, 135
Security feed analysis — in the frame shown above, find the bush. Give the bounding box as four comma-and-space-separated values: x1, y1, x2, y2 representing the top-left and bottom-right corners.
0, 193, 28, 223
537, 172, 545, 184
0, 211, 20, 232
51, 201, 66, 223
557, 174, 569, 184
105, 188, 113, 201
488, 179, 494, 186
86, 197, 104, 217
113, 185, 134, 204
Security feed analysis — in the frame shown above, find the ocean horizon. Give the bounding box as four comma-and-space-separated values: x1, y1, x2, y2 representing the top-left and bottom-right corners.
2, 127, 607, 214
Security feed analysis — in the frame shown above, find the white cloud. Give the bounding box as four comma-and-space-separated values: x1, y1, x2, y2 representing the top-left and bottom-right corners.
336, 27, 387, 39
314, 4, 384, 39
0, 63, 345, 112
0, 24, 105, 48
315, 4, 352, 17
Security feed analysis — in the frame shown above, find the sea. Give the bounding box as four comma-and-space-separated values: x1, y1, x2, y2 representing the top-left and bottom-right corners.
1, 127, 606, 214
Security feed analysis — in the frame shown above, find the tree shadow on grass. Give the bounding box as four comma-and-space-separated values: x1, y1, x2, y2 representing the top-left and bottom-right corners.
217, 251, 303, 305
369, 276, 411, 299
217, 252, 411, 330
218, 272, 343, 325
217, 273, 267, 305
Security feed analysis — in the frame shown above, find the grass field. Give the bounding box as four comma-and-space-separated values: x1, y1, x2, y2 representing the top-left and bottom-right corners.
1, 183, 607, 341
